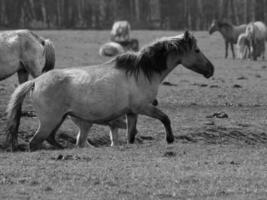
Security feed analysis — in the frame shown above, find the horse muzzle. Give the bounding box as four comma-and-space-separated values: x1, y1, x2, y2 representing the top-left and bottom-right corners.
208, 28, 214, 35
203, 61, 214, 78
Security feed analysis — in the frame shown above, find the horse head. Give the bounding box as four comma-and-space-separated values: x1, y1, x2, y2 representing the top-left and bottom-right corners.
178, 31, 214, 78
209, 20, 218, 34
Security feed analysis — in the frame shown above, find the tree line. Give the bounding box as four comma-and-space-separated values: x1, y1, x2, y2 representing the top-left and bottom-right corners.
0, 0, 266, 30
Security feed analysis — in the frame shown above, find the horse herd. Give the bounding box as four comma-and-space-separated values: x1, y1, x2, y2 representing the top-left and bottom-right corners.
1, 19, 265, 152
209, 20, 267, 60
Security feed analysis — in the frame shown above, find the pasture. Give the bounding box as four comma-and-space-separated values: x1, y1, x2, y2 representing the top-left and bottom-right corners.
0, 30, 267, 200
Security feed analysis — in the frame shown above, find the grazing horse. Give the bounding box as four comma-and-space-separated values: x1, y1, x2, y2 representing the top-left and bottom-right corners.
110, 21, 131, 43
0, 30, 55, 150
99, 42, 124, 57
237, 33, 251, 59
209, 20, 246, 58
0, 29, 55, 83
245, 21, 267, 60
99, 39, 139, 57
6, 31, 214, 151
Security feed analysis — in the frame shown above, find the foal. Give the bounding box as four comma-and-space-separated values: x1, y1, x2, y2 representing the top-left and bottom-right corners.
6, 31, 214, 151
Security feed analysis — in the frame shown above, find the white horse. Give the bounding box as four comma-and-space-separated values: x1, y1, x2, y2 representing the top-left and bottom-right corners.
6, 31, 214, 151
245, 21, 267, 60
237, 33, 251, 59
0, 30, 55, 147
0, 29, 55, 83
99, 39, 139, 57
99, 42, 124, 57
110, 21, 131, 43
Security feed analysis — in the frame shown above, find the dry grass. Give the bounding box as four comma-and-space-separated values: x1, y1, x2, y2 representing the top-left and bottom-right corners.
0, 30, 267, 200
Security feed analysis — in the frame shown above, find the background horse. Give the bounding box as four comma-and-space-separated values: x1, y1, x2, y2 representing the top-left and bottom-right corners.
237, 33, 251, 59
0, 29, 55, 150
209, 20, 246, 58
6, 31, 214, 151
110, 21, 131, 43
245, 21, 267, 60
0, 29, 55, 83
99, 41, 124, 57
99, 39, 139, 57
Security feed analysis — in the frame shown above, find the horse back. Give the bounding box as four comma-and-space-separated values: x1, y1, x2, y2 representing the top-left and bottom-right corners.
246, 21, 267, 40
32, 66, 133, 121
233, 24, 246, 43
254, 21, 267, 40
0, 30, 44, 59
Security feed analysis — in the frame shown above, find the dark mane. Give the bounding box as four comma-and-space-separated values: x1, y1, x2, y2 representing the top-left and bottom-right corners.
217, 21, 233, 30
115, 35, 195, 81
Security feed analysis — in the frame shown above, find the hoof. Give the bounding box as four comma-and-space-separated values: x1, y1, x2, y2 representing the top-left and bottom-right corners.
29, 142, 40, 152
127, 138, 135, 144
166, 135, 174, 144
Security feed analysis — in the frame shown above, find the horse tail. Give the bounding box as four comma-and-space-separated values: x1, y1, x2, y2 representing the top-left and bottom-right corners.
29, 31, 55, 72
5, 80, 35, 151
42, 39, 56, 72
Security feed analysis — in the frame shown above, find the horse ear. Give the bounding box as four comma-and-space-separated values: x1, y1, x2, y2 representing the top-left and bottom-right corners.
184, 30, 190, 40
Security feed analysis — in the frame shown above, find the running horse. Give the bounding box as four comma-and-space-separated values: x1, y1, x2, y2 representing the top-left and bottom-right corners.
6, 31, 214, 151
209, 20, 246, 58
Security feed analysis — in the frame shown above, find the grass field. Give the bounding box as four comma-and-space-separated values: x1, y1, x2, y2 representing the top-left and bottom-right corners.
0, 30, 267, 200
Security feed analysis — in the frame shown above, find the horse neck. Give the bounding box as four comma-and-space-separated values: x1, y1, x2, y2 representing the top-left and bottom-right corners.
155, 52, 179, 83
218, 26, 234, 41
135, 52, 179, 91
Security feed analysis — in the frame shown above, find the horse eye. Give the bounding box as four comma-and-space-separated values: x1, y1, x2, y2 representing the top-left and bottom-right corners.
195, 49, 200, 53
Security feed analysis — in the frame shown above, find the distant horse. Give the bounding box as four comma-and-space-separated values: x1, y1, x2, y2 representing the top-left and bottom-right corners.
110, 21, 131, 43
245, 21, 267, 60
6, 31, 214, 151
99, 42, 124, 57
237, 33, 251, 59
99, 39, 139, 57
209, 20, 246, 58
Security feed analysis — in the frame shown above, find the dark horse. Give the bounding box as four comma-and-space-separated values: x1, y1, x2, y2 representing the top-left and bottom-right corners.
209, 20, 246, 58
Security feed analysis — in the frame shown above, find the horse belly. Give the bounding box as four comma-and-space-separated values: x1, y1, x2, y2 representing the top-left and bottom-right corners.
68, 80, 130, 122
0, 58, 20, 80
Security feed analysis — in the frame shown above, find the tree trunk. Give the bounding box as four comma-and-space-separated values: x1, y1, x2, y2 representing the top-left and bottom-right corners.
134, 0, 140, 23
230, 0, 239, 24
41, 0, 47, 27
244, 0, 248, 23
196, 0, 203, 30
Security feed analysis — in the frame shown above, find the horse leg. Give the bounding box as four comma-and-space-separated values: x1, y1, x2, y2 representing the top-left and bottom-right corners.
46, 132, 64, 149
262, 40, 265, 60
9, 69, 30, 150
71, 117, 93, 148
29, 117, 64, 151
230, 43, 235, 59
126, 113, 138, 144
18, 68, 29, 84
136, 105, 174, 144
23, 60, 42, 78
225, 41, 229, 58
46, 116, 66, 149
108, 125, 119, 146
